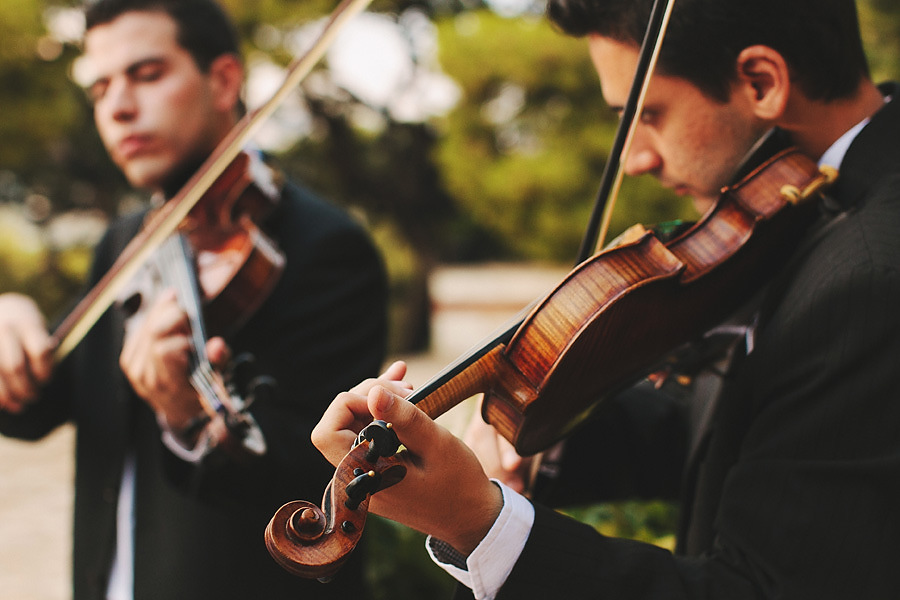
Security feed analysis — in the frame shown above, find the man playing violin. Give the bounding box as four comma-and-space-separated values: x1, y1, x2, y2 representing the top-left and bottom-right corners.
0, 0, 387, 598
311, 0, 900, 598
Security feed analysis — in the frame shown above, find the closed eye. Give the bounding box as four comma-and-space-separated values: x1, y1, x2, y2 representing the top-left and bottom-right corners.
128, 58, 166, 83
610, 105, 659, 127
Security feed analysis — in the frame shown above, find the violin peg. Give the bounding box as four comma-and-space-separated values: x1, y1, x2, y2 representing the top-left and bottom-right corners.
361, 420, 401, 462
244, 374, 278, 408
228, 352, 257, 393
344, 470, 380, 510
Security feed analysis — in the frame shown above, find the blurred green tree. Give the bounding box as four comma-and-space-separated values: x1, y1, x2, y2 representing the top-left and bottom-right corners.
433, 9, 693, 262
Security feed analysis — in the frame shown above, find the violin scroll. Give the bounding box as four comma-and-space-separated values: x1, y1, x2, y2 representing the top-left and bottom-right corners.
265, 420, 407, 580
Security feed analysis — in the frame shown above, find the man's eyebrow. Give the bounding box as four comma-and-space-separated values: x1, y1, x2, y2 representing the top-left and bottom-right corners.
124, 56, 166, 77
87, 56, 166, 87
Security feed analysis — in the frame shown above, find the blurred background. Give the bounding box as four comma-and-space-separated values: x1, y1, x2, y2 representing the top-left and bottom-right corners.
2, 0, 899, 598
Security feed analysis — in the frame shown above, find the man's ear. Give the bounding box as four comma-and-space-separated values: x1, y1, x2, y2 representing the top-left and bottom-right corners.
735, 45, 790, 120
208, 53, 244, 115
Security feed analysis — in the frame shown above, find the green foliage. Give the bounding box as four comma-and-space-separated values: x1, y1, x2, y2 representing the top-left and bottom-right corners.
433, 10, 695, 262
0, 0, 44, 62
859, 0, 900, 83
563, 500, 679, 551
365, 517, 456, 599
222, 0, 335, 24
0, 206, 91, 320
0, 1, 83, 177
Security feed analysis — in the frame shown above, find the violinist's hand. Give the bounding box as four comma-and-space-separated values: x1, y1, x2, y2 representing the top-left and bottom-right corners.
312, 361, 503, 556
464, 397, 531, 494
119, 289, 206, 429
0, 293, 55, 413
312, 360, 413, 453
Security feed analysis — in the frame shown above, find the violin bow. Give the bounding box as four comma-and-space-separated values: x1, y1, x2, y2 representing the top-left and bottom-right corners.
577, 0, 676, 261
525, 0, 676, 496
52, 0, 374, 361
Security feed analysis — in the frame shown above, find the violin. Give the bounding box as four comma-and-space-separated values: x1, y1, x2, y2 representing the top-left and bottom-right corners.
118, 152, 285, 335
114, 152, 283, 455
264, 145, 838, 579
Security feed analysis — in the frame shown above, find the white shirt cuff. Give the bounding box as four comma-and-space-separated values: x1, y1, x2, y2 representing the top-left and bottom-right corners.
427, 479, 535, 600
157, 413, 213, 463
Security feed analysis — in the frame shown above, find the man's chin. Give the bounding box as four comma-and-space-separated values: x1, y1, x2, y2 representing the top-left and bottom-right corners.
119, 161, 170, 192
669, 184, 717, 215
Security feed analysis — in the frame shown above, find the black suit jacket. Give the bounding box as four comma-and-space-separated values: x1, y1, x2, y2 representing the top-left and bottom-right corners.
0, 181, 387, 600
462, 83, 900, 599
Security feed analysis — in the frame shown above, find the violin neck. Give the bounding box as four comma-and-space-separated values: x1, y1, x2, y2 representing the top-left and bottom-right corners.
157, 234, 233, 416
158, 234, 210, 357
408, 315, 522, 419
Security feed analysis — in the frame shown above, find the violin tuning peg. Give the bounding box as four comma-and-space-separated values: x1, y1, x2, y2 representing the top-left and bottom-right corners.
244, 374, 278, 409
228, 352, 258, 395
647, 368, 671, 390
361, 420, 401, 463
344, 470, 381, 510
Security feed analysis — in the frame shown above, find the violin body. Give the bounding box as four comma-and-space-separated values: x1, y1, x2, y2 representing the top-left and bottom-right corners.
181, 151, 286, 335
411, 149, 829, 455
476, 148, 827, 454
186, 217, 285, 336
117, 152, 285, 337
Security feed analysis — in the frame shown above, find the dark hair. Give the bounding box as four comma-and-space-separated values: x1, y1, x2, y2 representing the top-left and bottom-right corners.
84, 0, 241, 72
546, 0, 870, 102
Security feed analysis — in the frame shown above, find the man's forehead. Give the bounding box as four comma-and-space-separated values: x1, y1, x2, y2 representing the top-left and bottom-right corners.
587, 35, 642, 106
588, 34, 701, 110
79, 11, 179, 82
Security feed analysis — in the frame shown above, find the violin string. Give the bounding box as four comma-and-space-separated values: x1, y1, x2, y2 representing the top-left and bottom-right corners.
158, 234, 224, 413
159, 236, 207, 359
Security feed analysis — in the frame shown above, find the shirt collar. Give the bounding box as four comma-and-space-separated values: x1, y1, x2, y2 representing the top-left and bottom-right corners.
817, 117, 870, 171
818, 94, 893, 170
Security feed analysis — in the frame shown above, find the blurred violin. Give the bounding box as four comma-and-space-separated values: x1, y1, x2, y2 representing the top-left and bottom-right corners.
114, 152, 283, 455
117, 151, 285, 337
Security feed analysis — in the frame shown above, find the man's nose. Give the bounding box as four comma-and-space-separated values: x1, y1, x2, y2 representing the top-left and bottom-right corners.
101, 80, 138, 123
622, 147, 661, 177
